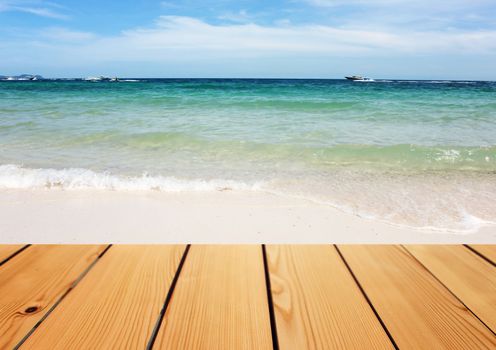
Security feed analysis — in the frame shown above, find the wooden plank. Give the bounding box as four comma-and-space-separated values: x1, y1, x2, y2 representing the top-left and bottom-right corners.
468, 245, 496, 265
0, 245, 26, 264
21, 245, 186, 350
266, 245, 394, 349
0, 245, 107, 349
338, 245, 496, 349
154, 245, 273, 349
405, 245, 496, 332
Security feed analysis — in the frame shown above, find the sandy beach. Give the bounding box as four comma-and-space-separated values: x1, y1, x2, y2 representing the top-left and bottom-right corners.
1, 189, 494, 243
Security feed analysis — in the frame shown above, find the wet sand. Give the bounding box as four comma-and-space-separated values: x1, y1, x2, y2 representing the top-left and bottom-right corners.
0, 189, 495, 243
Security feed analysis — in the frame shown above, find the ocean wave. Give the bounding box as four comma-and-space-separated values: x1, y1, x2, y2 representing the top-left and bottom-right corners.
1, 164, 494, 234
0, 164, 262, 191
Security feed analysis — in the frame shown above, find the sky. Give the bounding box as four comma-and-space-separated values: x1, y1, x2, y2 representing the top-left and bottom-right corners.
0, 0, 495, 79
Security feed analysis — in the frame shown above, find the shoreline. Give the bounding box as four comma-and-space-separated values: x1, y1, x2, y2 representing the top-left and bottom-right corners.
1, 189, 494, 243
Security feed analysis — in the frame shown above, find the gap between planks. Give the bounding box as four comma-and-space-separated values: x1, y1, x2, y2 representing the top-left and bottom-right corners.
338, 245, 496, 349
152, 245, 273, 349
19, 245, 186, 350
0, 245, 109, 349
403, 245, 496, 334
2, 244, 494, 350
465, 245, 496, 267
0, 244, 30, 266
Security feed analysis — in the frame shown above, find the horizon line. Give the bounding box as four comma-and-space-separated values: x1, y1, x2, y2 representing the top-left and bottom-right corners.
1, 76, 495, 82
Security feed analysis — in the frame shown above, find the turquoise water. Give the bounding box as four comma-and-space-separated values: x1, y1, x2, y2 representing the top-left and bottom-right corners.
1, 79, 495, 231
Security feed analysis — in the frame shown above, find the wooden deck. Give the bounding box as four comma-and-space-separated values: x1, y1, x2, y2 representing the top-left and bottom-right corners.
0, 245, 494, 349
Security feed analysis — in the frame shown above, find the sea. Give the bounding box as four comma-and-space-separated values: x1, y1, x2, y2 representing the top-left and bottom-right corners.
1, 78, 495, 232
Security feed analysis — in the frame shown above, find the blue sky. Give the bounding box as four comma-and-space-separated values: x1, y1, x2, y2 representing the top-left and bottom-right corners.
1, 0, 495, 79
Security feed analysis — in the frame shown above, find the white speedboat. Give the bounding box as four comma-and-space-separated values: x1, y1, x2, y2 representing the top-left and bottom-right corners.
345, 75, 375, 82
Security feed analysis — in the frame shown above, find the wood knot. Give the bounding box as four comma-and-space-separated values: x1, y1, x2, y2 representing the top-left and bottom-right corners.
24, 306, 38, 314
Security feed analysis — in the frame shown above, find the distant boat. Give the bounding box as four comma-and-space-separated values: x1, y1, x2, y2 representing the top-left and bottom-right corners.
1, 74, 43, 81
84, 76, 103, 82
84, 76, 119, 82
345, 75, 375, 82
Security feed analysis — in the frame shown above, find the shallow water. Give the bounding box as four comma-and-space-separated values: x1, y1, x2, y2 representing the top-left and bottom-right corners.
1, 78, 495, 232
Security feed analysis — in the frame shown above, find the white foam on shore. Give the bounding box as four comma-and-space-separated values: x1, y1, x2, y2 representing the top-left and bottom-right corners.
1, 164, 494, 235
0, 164, 261, 192
261, 188, 495, 235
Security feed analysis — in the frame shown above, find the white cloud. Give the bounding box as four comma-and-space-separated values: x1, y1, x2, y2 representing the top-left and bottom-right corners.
11, 6, 67, 19
304, 0, 496, 31
85, 16, 496, 56
0, 0, 68, 19
306, 0, 492, 8
96, 16, 390, 56
41, 27, 95, 41
1, 16, 495, 78
218, 10, 252, 23
159, 1, 181, 9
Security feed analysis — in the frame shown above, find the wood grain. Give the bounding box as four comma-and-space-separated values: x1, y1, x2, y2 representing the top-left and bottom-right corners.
21, 245, 186, 350
0, 245, 26, 264
0, 245, 107, 349
468, 245, 496, 265
154, 245, 273, 350
405, 245, 496, 332
338, 245, 496, 349
266, 245, 394, 349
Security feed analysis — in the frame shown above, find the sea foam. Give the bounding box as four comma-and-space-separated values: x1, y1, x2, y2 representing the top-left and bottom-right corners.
0, 164, 261, 192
